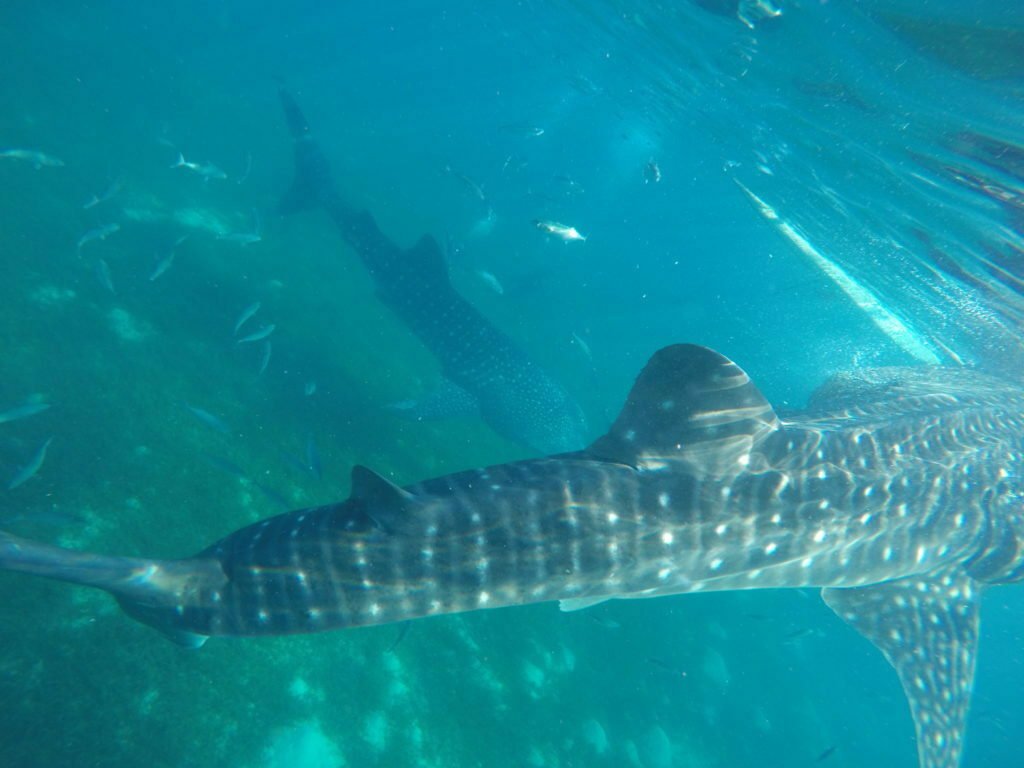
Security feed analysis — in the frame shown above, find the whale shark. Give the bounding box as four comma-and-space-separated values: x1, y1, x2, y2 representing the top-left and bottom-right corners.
276, 89, 587, 455
1, 344, 1021, 768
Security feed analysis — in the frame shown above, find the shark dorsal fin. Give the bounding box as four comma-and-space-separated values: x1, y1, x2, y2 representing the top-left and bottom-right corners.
822, 569, 981, 768
588, 344, 779, 471
350, 466, 415, 510
277, 89, 335, 215
405, 234, 449, 284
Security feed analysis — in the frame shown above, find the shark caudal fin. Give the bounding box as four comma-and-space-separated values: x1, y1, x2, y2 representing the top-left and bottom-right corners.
277, 88, 336, 214
587, 344, 780, 472
823, 568, 981, 768
276, 89, 444, 285
0, 529, 222, 647
0, 529, 155, 594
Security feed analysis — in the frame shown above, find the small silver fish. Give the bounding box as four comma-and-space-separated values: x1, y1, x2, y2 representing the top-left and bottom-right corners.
644, 160, 661, 184
83, 177, 123, 209
184, 404, 229, 434
498, 123, 545, 139
233, 301, 262, 336
501, 154, 528, 175
149, 231, 192, 282
236, 324, 276, 344
304, 380, 317, 397
95, 259, 115, 294
171, 152, 227, 181
0, 401, 51, 425
553, 174, 585, 195
443, 165, 487, 203
217, 232, 262, 245
149, 250, 174, 282
534, 219, 586, 242
476, 270, 504, 295
257, 340, 272, 376
571, 331, 593, 360
218, 209, 262, 246
0, 149, 64, 169
150, 233, 189, 281
76, 223, 121, 254
8, 437, 53, 490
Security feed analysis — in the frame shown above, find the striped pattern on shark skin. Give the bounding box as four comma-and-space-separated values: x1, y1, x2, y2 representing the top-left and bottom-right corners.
1, 344, 1022, 768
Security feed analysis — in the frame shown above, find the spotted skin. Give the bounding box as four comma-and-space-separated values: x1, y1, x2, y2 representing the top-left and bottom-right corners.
824, 570, 979, 768
277, 89, 587, 455
1, 344, 1022, 768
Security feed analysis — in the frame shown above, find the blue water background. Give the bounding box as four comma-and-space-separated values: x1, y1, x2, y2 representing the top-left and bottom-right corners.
0, 1, 1022, 766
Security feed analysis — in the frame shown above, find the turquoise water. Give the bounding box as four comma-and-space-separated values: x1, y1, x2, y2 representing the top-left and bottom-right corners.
1, 2, 1022, 766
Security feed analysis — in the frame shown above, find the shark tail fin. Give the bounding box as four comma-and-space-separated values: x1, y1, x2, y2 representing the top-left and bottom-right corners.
823, 568, 981, 768
0, 529, 220, 647
0, 529, 173, 602
277, 89, 335, 214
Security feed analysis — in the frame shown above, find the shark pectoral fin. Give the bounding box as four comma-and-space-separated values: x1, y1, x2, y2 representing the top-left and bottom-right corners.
822, 569, 981, 768
559, 596, 612, 612
161, 628, 209, 649
586, 344, 780, 471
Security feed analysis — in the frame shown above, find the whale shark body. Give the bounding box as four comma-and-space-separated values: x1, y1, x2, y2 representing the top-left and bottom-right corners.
277, 90, 587, 455
1, 344, 1022, 768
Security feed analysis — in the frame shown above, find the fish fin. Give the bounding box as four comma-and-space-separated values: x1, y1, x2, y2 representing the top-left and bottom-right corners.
587, 344, 780, 471
277, 89, 334, 214
348, 466, 416, 534
364, 232, 451, 303
0, 529, 159, 598
350, 466, 415, 509
405, 234, 450, 285
822, 568, 981, 768
0, 529, 226, 646
559, 596, 612, 612
161, 628, 209, 649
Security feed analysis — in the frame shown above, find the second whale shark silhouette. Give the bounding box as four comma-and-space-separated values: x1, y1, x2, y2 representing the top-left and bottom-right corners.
277, 89, 587, 455
1, 343, 1021, 768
